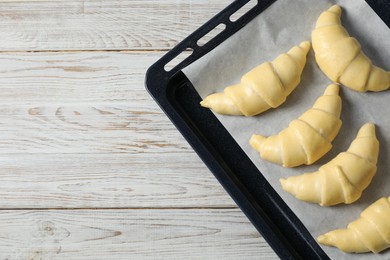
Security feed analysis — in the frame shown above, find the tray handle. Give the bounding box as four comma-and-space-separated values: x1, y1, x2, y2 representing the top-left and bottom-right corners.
151, 0, 276, 80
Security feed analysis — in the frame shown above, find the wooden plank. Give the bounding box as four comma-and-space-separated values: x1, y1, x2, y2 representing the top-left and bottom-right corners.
0, 209, 277, 259
0, 104, 195, 154
0, 153, 234, 208
0, 52, 159, 103
0, 0, 234, 51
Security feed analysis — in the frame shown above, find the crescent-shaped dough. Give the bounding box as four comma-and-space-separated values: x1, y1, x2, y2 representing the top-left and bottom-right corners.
280, 123, 379, 206
250, 84, 342, 167
200, 41, 311, 116
318, 196, 390, 253
312, 5, 390, 92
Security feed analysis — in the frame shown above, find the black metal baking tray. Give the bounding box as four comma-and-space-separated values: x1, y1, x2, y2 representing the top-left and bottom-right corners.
145, 1, 390, 259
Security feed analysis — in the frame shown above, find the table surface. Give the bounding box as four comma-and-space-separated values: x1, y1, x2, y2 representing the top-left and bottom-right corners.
0, 0, 279, 259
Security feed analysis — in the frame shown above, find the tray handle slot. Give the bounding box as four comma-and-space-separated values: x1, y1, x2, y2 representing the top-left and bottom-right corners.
152, 0, 276, 79
164, 48, 194, 72
230, 0, 258, 22
196, 23, 227, 47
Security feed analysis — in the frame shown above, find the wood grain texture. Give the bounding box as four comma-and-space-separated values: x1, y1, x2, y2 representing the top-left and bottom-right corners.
0, 0, 233, 51
0, 104, 192, 154
0, 52, 186, 153
0, 52, 158, 103
0, 153, 234, 208
0, 51, 236, 208
0, 209, 277, 259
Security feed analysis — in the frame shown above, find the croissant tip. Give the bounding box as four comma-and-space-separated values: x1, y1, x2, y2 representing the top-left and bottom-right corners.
357, 123, 376, 137
200, 99, 210, 108
250, 134, 266, 151
279, 178, 288, 188
299, 41, 311, 53
280, 177, 296, 195
323, 84, 340, 95
317, 234, 331, 245
328, 5, 342, 15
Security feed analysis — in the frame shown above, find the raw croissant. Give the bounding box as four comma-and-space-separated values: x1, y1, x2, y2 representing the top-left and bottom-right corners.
280, 123, 379, 206
318, 196, 390, 253
200, 41, 311, 116
312, 5, 390, 92
250, 84, 342, 167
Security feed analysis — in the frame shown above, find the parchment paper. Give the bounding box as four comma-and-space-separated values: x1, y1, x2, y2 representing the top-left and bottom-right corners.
183, 0, 390, 259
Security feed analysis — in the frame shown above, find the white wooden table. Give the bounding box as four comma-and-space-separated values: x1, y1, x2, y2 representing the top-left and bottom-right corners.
0, 1, 278, 259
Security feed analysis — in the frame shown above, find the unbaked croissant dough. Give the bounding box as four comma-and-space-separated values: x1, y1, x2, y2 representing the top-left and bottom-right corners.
318, 196, 390, 253
280, 123, 379, 206
312, 5, 390, 92
200, 41, 311, 116
250, 84, 342, 167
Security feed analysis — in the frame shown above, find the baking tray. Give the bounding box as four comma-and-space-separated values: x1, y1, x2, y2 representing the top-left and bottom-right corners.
145, 0, 390, 259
